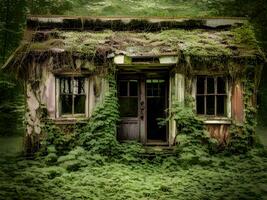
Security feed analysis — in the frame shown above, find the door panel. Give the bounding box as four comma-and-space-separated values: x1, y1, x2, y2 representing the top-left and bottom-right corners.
118, 79, 140, 141
118, 120, 139, 140
117, 77, 168, 144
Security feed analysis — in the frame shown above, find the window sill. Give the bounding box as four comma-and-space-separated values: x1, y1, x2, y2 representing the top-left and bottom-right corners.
53, 117, 88, 125
203, 118, 231, 125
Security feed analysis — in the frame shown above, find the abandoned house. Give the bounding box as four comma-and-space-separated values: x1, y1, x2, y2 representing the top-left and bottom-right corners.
3, 16, 266, 151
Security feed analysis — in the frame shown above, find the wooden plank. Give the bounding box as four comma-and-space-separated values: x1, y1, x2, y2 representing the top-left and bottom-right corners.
231, 81, 244, 124
140, 79, 146, 144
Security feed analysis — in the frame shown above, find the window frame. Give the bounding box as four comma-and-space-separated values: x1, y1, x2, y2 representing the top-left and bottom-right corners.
56, 75, 89, 118
195, 76, 229, 117
118, 79, 139, 118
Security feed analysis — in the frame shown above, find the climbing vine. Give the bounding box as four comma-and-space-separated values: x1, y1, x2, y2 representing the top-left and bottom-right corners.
78, 70, 120, 156
227, 68, 258, 154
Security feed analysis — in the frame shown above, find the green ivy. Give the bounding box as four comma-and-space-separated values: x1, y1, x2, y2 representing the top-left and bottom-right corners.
78, 71, 120, 156
226, 75, 257, 154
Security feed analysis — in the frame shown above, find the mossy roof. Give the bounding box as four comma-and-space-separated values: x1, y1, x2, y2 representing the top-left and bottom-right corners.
27, 24, 263, 58
3, 18, 266, 72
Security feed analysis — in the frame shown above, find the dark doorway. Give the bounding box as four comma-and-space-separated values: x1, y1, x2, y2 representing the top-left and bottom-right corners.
146, 79, 167, 142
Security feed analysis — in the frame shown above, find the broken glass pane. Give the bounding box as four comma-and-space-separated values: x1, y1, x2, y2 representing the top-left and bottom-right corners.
73, 78, 85, 94
60, 77, 72, 94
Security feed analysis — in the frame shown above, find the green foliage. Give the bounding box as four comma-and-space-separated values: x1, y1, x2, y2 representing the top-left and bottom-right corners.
168, 98, 204, 134
0, 72, 24, 136
28, 0, 73, 15
0, 0, 26, 63
40, 120, 77, 156
159, 97, 220, 166
78, 72, 120, 156
227, 77, 257, 154
231, 23, 258, 48
1, 146, 267, 200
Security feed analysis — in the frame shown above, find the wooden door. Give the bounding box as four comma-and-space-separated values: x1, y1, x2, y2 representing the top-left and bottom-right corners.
117, 77, 168, 144
117, 79, 140, 140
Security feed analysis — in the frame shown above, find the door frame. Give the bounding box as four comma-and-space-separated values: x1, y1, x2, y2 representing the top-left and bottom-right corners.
117, 73, 169, 145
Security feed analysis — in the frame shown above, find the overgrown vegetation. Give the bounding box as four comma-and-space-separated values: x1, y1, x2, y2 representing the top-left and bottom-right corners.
28, 26, 258, 58
1, 0, 267, 199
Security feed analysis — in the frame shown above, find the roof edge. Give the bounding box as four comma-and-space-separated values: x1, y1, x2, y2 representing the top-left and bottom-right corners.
27, 15, 247, 31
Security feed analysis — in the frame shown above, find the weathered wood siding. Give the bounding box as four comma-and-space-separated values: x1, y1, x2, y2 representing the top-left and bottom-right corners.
231, 81, 244, 124
206, 124, 230, 145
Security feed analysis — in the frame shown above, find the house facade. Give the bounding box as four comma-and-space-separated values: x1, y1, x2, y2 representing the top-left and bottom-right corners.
3, 16, 265, 151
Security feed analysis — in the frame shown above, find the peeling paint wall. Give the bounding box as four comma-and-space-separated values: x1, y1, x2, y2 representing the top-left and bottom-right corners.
206, 124, 230, 145
25, 59, 55, 153
24, 56, 107, 153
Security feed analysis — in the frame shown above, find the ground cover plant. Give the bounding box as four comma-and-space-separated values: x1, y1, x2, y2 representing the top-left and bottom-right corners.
1, 143, 267, 200
1, 76, 267, 199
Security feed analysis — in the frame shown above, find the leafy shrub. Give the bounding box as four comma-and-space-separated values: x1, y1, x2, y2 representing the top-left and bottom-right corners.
40, 120, 77, 156
79, 73, 120, 156
45, 153, 58, 164
160, 97, 220, 166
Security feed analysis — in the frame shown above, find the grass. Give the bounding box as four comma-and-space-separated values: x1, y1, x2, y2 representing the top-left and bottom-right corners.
64, 0, 225, 17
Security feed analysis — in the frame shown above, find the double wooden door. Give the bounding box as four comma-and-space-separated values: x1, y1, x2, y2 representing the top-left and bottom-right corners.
117, 77, 168, 144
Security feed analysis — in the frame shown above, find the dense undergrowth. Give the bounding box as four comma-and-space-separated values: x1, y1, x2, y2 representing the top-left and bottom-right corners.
1, 73, 267, 199
1, 144, 267, 199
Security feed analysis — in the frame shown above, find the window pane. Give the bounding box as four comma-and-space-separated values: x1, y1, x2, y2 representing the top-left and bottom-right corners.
129, 80, 138, 96
206, 96, 215, 115
159, 82, 165, 96
61, 95, 72, 114
119, 81, 128, 96
147, 81, 153, 96
217, 95, 226, 116
119, 97, 138, 117
196, 96, 205, 114
60, 77, 72, 94
197, 77, 205, 94
207, 77, 214, 94
73, 78, 85, 94
217, 77, 226, 94
147, 80, 165, 97
74, 95, 86, 114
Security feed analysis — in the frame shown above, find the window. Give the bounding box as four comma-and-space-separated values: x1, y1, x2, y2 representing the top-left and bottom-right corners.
118, 80, 138, 117
146, 79, 165, 97
59, 77, 86, 116
196, 76, 227, 116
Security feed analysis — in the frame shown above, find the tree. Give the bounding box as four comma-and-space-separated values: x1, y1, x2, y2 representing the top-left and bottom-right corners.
0, 0, 26, 135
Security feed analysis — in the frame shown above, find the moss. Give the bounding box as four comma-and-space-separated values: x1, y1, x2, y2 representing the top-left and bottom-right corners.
231, 23, 258, 48
27, 25, 261, 59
